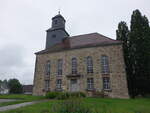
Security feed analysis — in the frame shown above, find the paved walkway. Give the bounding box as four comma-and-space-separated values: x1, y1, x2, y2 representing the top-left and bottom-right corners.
0, 99, 19, 103
0, 100, 46, 112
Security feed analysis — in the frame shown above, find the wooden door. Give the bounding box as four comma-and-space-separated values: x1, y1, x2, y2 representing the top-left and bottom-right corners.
70, 79, 78, 92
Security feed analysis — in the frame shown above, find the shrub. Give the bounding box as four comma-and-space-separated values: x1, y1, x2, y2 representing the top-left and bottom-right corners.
92, 91, 107, 98
51, 98, 92, 113
45, 92, 60, 99
57, 92, 70, 100
46, 92, 86, 100
79, 92, 86, 97
70, 92, 86, 98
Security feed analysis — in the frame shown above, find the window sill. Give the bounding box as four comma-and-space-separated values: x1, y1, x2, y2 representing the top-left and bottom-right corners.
86, 88, 95, 91
56, 75, 63, 78
101, 73, 110, 75
55, 88, 63, 91
87, 72, 94, 74
43, 88, 50, 92
101, 74, 110, 77
86, 73, 94, 76
103, 89, 112, 92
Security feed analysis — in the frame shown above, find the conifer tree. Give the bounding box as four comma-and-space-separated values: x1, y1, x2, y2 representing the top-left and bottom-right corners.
116, 21, 132, 95
129, 9, 150, 96
116, 9, 150, 97
116, 21, 129, 62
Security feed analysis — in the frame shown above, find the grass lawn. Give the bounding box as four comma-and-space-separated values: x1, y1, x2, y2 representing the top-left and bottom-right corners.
0, 94, 45, 107
0, 97, 150, 113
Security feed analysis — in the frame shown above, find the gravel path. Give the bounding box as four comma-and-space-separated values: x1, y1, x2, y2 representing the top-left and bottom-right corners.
0, 99, 18, 103
0, 100, 46, 112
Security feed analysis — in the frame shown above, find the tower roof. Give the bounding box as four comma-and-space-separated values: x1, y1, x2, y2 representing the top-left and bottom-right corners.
52, 14, 66, 22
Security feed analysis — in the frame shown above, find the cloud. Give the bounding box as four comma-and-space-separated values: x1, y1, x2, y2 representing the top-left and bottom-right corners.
0, 44, 27, 82
0, 0, 149, 84
0, 45, 25, 68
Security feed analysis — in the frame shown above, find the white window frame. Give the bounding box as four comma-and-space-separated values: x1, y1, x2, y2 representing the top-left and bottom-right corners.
87, 78, 94, 89
56, 79, 62, 89
72, 58, 77, 74
103, 77, 110, 90
45, 80, 50, 91
101, 55, 109, 74
87, 56, 93, 73
45, 61, 51, 75
57, 59, 63, 76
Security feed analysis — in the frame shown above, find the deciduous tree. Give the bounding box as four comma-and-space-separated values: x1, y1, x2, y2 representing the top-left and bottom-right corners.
8, 78, 22, 94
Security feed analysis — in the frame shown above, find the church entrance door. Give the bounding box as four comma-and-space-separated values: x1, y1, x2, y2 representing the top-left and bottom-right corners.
70, 79, 79, 92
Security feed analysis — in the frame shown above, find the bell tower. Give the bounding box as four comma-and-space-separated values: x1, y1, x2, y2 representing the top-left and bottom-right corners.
45, 13, 69, 49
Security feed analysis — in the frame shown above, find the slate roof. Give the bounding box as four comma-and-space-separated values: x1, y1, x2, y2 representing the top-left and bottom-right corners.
36, 32, 121, 54
46, 28, 70, 36
70, 32, 121, 48
52, 14, 66, 21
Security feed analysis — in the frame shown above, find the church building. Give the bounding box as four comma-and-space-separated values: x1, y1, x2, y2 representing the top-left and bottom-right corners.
33, 13, 129, 98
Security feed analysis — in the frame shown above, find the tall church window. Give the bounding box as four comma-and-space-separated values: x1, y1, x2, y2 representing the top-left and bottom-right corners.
103, 77, 110, 90
45, 80, 50, 91
45, 61, 51, 75
57, 59, 63, 75
86, 56, 93, 73
87, 78, 94, 90
56, 79, 62, 89
72, 58, 77, 74
101, 55, 109, 74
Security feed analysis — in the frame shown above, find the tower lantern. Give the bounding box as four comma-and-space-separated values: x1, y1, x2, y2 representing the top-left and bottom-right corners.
45, 13, 69, 49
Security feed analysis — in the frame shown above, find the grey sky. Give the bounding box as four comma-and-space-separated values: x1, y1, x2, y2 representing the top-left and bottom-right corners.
0, 0, 149, 84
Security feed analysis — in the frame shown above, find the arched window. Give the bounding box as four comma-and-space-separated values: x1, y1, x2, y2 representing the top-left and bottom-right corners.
101, 55, 109, 74
87, 78, 94, 90
45, 61, 51, 75
87, 56, 93, 73
56, 79, 62, 89
103, 77, 110, 90
58, 59, 63, 75
45, 80, 50, 91
72, 58, 77, 74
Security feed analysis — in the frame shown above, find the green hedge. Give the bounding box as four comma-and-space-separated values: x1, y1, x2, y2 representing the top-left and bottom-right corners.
45, 92, 86, 99
45, 92, 61, 99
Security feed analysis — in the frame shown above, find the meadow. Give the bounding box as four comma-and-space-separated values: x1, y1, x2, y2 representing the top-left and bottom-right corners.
0, 95, 150, 113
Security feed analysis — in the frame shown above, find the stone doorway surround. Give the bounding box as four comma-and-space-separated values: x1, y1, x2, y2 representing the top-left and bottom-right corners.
66, 74, 81, 92
70, 79, 79, 92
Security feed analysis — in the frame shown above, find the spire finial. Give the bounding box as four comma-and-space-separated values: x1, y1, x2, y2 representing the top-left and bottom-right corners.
58, 9, 60, 14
